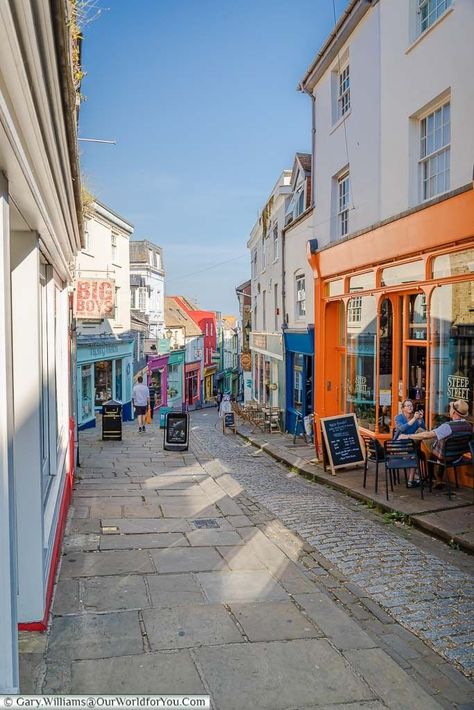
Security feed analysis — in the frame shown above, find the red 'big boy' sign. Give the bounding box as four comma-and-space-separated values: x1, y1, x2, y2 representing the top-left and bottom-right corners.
74, 278, 115, 318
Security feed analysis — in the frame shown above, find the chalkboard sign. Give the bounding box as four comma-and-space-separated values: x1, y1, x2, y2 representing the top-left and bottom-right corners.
223, 411, 236, 433
164, 412, 189, 451
320, 414, 364, 474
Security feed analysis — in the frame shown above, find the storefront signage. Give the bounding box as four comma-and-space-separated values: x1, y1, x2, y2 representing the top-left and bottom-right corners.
223, 412, 236, 434
447, 375, 470, 401
164, 412, 189, 451
90, 344, 119, 358
253, 334, 267, 349
240, 352, 251, 371
354, 375, 368, 395
74, 279, 115, 319
320, 414, 365, 475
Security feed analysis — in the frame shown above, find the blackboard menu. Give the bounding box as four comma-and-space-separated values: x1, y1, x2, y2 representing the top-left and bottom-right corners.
164, 412, 189, 451
320, 414, 364, 471
224, 412, 235, 428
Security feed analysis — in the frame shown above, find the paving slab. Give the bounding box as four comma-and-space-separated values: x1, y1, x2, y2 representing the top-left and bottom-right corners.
147, 572, 208, 607
294, 593, 377, 650
195, 639, 374, 710
19, 654, 43, 694
82, 575, 149, 611
63, 533, 100, 552
197, 570, 288, 603
47, 611, 143, 660
101, 517, 192, 534
88, 502, 123, 518
412, 506, 474, 549
160, 502, 222, 518
70, 650, 206, 694
122, 503, 163, 518
186, 529, 243, 547
215, 545, 267, 570
229, 601, 321, 641
53, 579, 81, 615
150, 546, 227, 573
142, 604, 243, 650
344, 648, 443, 709
60, 550, 154, 578
99, 532, 188, 550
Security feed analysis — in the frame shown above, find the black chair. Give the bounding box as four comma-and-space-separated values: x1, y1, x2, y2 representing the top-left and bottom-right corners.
384, 439, 423, 501
362, 434, 387, 496
470, 440, 474, 504
425, 432, 473, 500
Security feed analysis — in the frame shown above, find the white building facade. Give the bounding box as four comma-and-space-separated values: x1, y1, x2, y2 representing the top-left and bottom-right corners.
0, 0, 82, 691
301, 0, 474, 452
130, 240, 165, 338
248, 170, 291, 410
75, 201, 135, 428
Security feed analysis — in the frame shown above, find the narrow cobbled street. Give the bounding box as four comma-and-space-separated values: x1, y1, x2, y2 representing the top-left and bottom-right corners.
20, 410, 473, 709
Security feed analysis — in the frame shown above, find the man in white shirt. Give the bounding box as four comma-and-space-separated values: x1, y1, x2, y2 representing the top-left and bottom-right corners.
132, 375, 150, 433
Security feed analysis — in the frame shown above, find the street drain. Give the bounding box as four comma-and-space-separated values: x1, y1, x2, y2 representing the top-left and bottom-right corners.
192, 519, 220, 529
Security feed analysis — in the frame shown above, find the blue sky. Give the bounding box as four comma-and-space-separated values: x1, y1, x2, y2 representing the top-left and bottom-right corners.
80, 0, 346, 316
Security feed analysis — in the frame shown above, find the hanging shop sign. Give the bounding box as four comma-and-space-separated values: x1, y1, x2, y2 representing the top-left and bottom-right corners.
240, 352, 251, 371
74, 278, 115, 319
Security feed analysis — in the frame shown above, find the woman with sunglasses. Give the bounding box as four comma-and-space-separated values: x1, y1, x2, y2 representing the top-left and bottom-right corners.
394, 399, 426, 487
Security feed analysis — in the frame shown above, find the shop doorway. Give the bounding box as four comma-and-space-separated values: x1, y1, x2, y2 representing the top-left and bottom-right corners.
406, 345, 427, 412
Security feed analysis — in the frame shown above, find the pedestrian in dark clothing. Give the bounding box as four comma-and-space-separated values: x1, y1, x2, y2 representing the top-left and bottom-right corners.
216, 392, 223, 412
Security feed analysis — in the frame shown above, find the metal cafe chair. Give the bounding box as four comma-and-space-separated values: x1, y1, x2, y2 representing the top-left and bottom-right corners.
384, 439, 423, 500
425, 432, 473, 500
361, 433, 387, 497
470, 440, 474, 504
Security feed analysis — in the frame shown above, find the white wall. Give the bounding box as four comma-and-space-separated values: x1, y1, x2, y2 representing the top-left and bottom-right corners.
380, 0, 474, 214
130, 265, 165, 337
312, 5, 381, 248
77, 203, 133, 335
284, 210, 315, 329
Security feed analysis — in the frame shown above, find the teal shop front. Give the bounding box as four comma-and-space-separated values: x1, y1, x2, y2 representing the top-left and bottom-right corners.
77, 336, 134, 429
167, 349, 185, 411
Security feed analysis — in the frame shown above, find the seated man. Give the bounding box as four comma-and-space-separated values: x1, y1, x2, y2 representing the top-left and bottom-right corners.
399, 399, 472, 488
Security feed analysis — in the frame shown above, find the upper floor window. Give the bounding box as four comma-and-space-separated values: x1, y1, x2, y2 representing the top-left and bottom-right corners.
111, 233, 118, 262
273, 225, 279, 261
338, 172, 350, 237
138, 287, 147, 311
338, 65, 350, 118
348, 296, 362, 324
419, 0, 451, 34
84, 222, 90, 252
261, 236, 266, 270
296, 275, 306, 318
420, 101, 450, 201
251, 249, 257, 278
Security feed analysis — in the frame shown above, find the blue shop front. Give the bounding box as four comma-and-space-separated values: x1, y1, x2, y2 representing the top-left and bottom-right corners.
284, 328, 314, 434
77, 336, 134, 429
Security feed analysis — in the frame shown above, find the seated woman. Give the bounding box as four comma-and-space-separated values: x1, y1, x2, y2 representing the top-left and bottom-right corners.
393, 399, 426, 487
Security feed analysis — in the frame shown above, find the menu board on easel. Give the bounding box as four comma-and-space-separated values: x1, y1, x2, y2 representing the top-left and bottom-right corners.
320, 414, 365, 475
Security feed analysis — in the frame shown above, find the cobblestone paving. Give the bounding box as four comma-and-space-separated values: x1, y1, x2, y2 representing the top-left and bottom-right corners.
191, 411, 474, 677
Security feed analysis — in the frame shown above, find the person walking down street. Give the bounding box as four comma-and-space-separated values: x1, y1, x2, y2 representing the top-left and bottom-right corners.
216, 391, 223, 413
399, 399, 472, 488
148, 384, 156, 420
132, 375, 150, 433
394, 399, 426, 487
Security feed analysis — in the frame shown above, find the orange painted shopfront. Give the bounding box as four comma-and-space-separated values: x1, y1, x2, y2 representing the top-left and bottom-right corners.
308, 187, 474, 486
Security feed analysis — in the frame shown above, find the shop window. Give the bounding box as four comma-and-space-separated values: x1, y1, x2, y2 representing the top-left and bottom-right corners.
429, 282, 473, 426
378, 299, 393, 434
408, 293, 427, 340
432, 248, 474, 279
115, 359, 122, 401
349, 272, 375, 292
346, 295, 377, 430
348, 296, 362, 324
95, 360, 112, 406
293, 354, 304, 412
327, 279, 344, 297
168, 364, 181, 400
80, 365, 93, 422
381, 260, 424, 287
150, 369, 163, 405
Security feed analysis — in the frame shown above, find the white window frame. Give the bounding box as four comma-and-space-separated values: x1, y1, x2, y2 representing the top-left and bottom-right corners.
338, 64, 350, 119
138, 286, 147, 312
338, 172, 350, 237
295, 274, 306, 318
261, 236, 266, 271
419, 101, 450, 202
348, 296, 362, 324
418, 0, 452, 35
251, 249, 257, 278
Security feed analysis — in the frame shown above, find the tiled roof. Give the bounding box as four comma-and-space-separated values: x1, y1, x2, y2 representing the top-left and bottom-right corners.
164, 297, 202, 337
